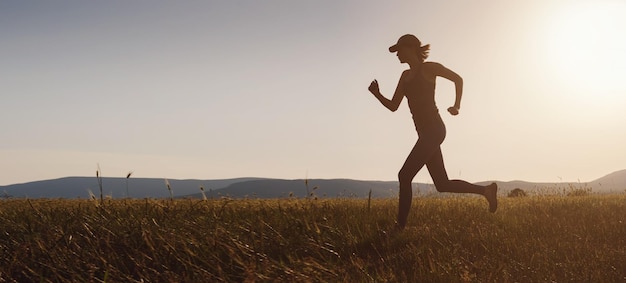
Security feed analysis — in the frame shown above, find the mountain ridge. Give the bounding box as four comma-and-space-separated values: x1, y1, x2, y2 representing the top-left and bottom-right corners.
1, 169, 624, 199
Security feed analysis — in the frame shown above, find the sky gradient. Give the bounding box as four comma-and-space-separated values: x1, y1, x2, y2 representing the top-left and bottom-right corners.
2, 0, 625, 186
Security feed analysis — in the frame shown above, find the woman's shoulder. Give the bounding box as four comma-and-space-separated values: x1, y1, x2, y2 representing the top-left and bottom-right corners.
399, 69, 412, 80
422, 61, 445, 77
423, 61, 443, 69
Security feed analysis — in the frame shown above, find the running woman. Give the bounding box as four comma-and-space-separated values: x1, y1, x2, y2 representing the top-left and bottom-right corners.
368, 34, 498, 229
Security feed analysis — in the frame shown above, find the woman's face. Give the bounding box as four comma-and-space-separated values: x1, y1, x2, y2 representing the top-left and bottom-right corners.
396, 46, 418, 64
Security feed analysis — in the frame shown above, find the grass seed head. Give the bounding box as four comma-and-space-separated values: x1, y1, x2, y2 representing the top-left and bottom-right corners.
165, 179, 171, 191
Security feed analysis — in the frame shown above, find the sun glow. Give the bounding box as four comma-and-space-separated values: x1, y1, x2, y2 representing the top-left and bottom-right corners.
543, 1, 626, 97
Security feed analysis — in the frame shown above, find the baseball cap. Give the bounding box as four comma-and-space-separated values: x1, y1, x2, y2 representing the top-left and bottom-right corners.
389, 34, 422, 53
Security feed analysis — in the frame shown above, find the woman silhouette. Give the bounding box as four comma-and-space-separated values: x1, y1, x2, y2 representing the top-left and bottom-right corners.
368, 34, 498, 229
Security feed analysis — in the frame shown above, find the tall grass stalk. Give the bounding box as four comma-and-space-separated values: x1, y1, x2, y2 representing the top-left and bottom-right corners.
165, 178, 173, 202
96, 164, 103, 207
125, 171, 133, 198
200, 186, 207, 201
87, 190, 96, 202
304, 177, 310, 198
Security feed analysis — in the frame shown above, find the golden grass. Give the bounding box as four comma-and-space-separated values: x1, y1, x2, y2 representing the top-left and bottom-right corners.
0, 194, 624, 282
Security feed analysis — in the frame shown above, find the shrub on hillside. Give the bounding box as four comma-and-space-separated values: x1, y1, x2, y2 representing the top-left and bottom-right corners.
508, 188, 527, 198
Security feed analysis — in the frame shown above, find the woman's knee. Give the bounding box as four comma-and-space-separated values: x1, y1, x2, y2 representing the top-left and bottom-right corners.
433, 180, 452, 192
398, 168, 415, 184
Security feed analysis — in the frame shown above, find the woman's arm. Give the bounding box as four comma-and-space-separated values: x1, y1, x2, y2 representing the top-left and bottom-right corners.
432, 63, 463, 115
368, 71, 406, 112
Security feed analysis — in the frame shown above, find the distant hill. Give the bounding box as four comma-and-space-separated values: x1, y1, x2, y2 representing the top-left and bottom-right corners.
476, 169, 626, 194
0, 177, 263, 199
1, 169, 624, 199
590, 169, 626, 192
0, 177, 435, 199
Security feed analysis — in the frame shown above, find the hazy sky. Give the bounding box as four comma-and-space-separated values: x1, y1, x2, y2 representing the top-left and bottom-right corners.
2, 0, 625, 186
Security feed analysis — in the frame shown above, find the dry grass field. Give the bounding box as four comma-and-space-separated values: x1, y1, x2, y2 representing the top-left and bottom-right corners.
1, 194, 625, 282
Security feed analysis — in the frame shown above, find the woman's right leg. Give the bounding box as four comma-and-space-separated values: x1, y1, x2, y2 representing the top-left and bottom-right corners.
397, 138, 440, 229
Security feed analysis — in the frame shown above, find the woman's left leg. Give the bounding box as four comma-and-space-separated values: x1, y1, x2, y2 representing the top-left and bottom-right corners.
426, 147, 485, 194
427, 147, 498, 212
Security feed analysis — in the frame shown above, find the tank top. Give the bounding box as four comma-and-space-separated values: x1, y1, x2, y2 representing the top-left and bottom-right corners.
403, 68, 439, 130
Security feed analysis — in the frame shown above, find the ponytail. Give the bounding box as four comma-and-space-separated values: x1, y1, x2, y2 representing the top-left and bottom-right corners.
419, 44, 430, 61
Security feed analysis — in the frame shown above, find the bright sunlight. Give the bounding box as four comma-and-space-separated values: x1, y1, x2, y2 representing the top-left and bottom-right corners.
543, 1, 626, 97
